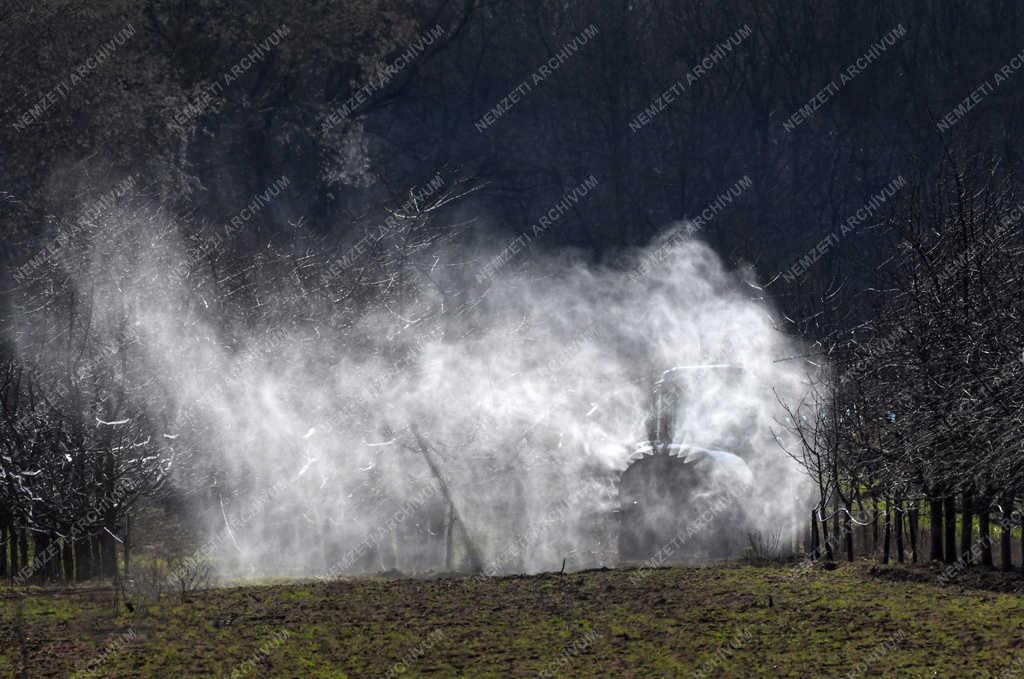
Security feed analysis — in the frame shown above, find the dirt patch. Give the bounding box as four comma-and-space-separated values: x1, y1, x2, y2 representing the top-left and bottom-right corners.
868, 561, 1024, 593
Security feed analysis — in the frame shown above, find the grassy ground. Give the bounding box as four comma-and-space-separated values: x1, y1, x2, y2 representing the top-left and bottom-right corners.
2, 562, 1024, 677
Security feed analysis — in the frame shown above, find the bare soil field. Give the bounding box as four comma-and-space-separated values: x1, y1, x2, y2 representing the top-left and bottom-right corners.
2, 562, 1024, 677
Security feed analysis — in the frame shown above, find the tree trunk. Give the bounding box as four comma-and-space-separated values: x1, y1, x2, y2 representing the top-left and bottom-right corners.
75, 534, 93, 581
844, 507, 853, 561
803, 510, 811, 554
944, 497, 957, 564
810, 509, 820, 560
821, 508, 833, 561
961, 491, 973, 566
444, 502, 455, 571
35, 533, 50, 582
872, 495, 879, 553
832, 490, 840, 559
99, 533, 116, 579
856, 496, 867, 556
908, 505, 919, 564
978, 499, 993, 568
1020, 502, 1024, 573
61, 536, 74, 582
894, 496, 905, 563
123, 513, 131, 578
17, 528, 28, 577
99, 512, 118, 579
929, 498, 943, 561
9, 523, 19, 577
1001, 498, 1013, 572
411, 426, 482, 574
0, 519, 7, 578
882, 500, 891, 564
794, 497, 802, 556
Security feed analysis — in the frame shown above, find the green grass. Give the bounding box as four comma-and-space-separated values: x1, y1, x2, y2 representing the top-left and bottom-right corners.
2, 563, 1024, 677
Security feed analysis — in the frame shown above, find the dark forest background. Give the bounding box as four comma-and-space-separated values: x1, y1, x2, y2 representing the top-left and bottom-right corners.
4, 1, 1021, 285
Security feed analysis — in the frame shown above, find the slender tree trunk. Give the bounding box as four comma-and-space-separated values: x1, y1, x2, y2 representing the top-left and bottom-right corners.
17, 528, 28, 577
92, 535, 104, 578
856, 495, 868, 556
872, 496, 879, 553
0, 519, 7, 578
929, 498, 943, 562
9, 524, 19, 577
804, 510, 811, 554
844, 508, 854, 562
430, 505, 445, 569
882, 500, 891, 564
35, 533, 50, 582
123, 513, 131, 578
47, 534, 59, 581
1001, 498, 1013, 572
810, 509, 820, 560
45, 533, 59, 581
444, 502, 455, 571
99, 532, 116, 579
944, 497, 957, 564
908, 505, 919, 564
794, 497, 802, 556
821, 509, 833, 561
832, 490, 840, 559
99, 509, 118, 579
961, 491, 973, 566
411, 426, 482, 574
61, 536, 74, 582
75, 534, 92, 581
894, 496, 905, 563
978, 499, 993, 568
1020, 502, 1024, 573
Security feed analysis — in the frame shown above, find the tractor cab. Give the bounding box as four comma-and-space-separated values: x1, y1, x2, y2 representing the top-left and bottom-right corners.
617, 365, 754, 565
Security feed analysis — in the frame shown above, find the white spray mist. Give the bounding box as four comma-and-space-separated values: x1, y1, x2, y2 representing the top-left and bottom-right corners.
16, 208, 813, 577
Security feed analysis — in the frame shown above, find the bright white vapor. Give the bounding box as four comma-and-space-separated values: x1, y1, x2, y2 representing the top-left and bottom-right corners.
19, 209, 813, 577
